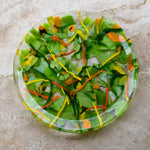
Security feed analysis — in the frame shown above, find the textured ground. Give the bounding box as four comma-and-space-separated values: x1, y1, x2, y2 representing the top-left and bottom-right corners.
0, 0, 150, 150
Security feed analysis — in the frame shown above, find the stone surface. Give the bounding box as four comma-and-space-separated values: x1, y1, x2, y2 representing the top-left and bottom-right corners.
0, 0, 150, 150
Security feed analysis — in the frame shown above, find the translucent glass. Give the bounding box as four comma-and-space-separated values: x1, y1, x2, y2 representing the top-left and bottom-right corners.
13, 11, 139, 133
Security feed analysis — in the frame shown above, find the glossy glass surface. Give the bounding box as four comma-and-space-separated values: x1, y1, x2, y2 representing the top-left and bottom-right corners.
13, 11, 139, 133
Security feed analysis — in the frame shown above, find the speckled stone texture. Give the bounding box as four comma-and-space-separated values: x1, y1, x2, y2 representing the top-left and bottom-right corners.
0, 0, 150, 150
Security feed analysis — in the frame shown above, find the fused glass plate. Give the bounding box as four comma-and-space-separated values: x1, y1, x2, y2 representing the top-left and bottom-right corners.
13, 11, 139, 133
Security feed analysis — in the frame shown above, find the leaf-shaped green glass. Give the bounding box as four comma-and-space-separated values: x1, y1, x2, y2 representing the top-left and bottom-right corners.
13, 11, 139, 133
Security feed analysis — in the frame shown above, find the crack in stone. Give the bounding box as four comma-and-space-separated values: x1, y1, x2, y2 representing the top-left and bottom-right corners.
120, 0, 147, 9
134, 0, 147, 8
113, 15, 150, 24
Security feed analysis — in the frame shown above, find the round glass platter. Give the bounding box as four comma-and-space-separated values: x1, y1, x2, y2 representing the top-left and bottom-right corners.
13, 11, 139, 133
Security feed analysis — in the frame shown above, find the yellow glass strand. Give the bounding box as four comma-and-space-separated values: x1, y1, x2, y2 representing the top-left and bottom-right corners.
102, 50, 121, 66
59, 62, 81, 81
61, 88, 70, 105
23, 101, 50, 121
44, 41, 57, 62
25, 79, 49, 85
86, 68, 90, 78
92, 102, 103, 128
49, 98, 68, 127
79, 11, 89, 34
16, 49, 20, 56
67, 30, 85, 43
19, 33, 28, 45
24, 55, 34, 66
125, 78, 129, 101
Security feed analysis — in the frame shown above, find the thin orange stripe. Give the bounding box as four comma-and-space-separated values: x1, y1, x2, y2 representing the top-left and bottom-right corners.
77, 70, 103, 91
